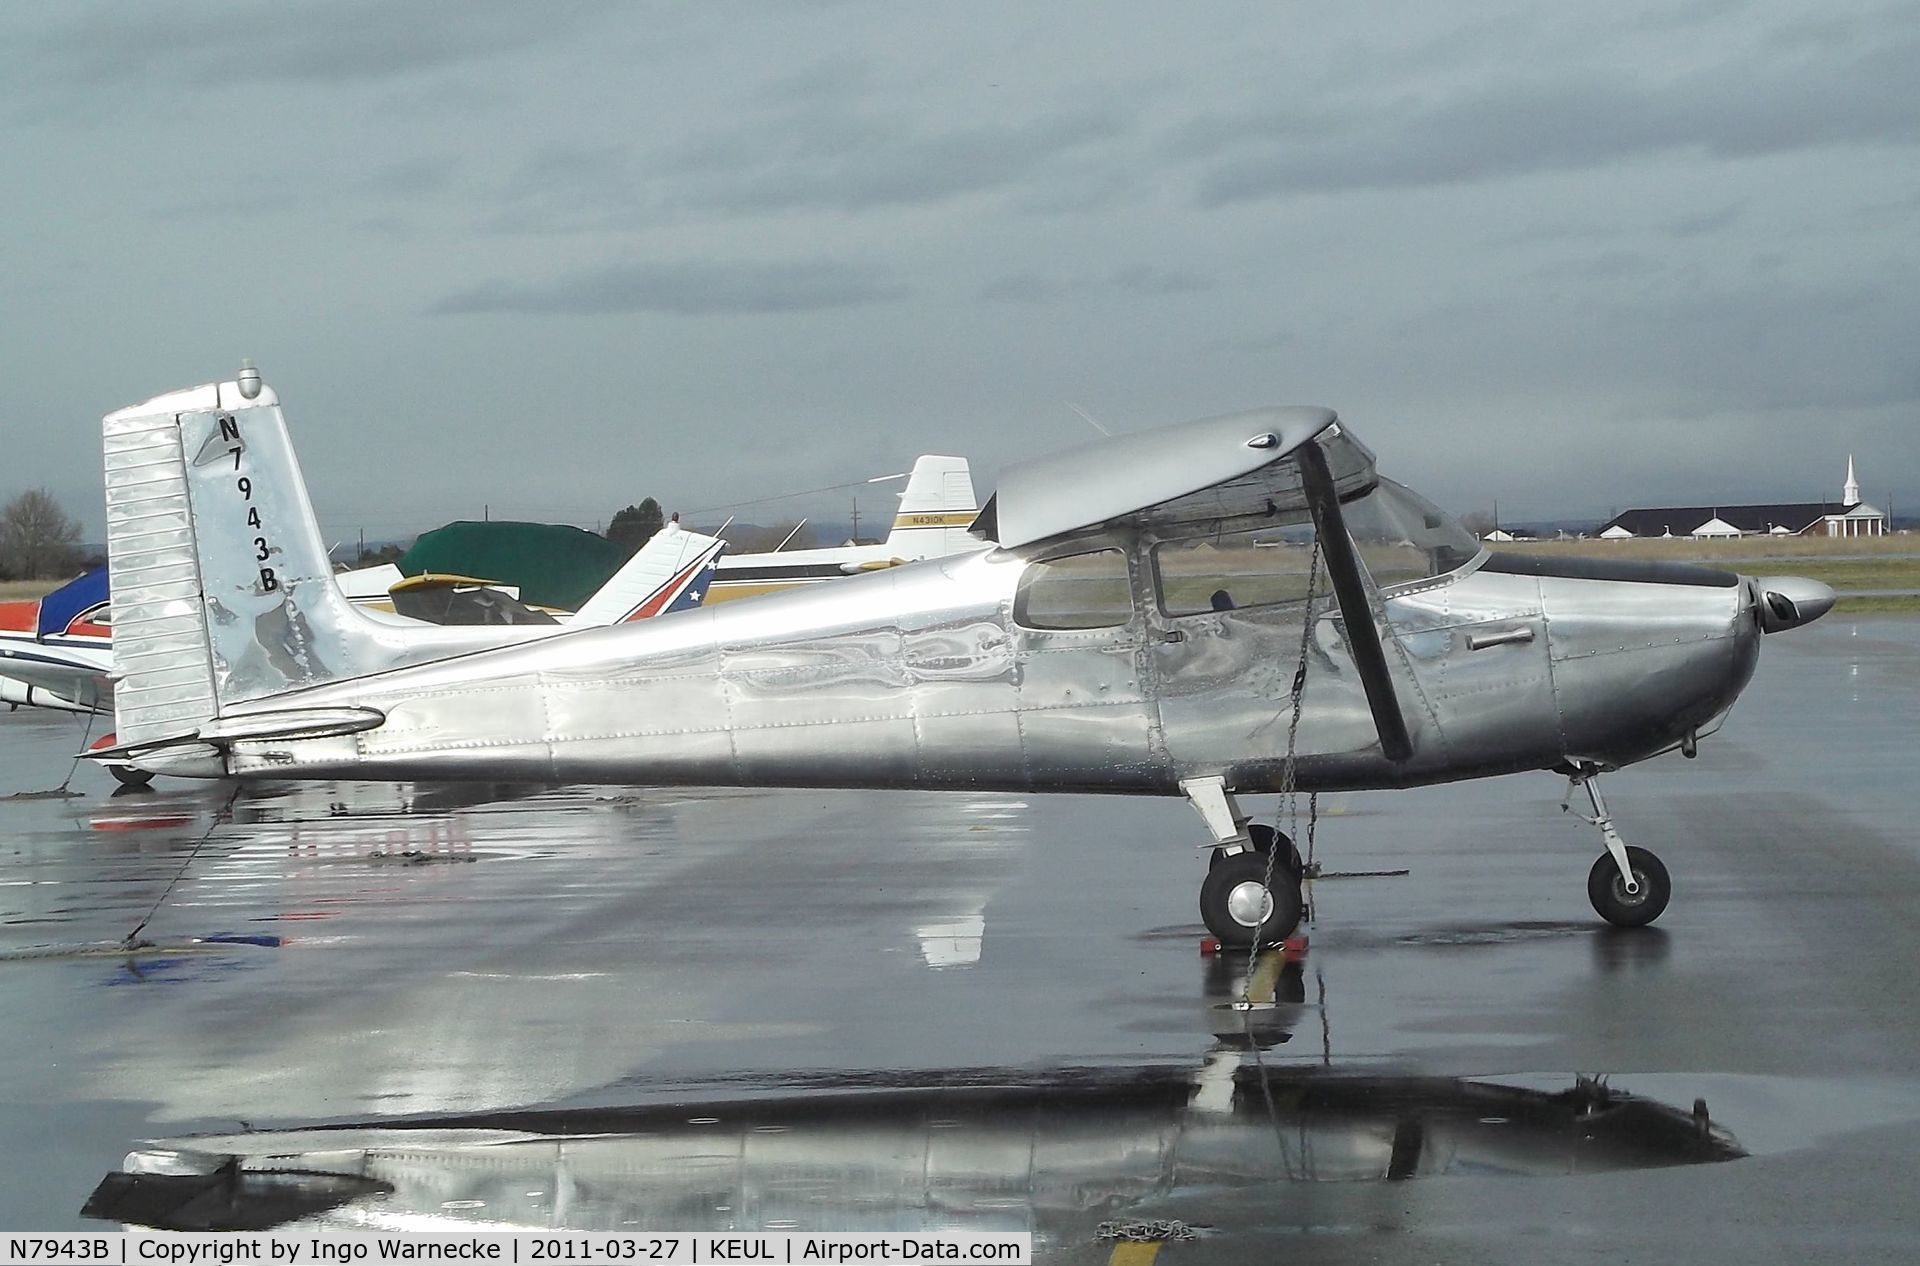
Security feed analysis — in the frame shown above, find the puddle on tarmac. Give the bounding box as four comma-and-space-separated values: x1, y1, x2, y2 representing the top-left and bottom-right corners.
79, 938, 1920, 1240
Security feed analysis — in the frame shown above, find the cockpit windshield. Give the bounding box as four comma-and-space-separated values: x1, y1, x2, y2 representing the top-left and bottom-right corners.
1342, 477, 1483, 587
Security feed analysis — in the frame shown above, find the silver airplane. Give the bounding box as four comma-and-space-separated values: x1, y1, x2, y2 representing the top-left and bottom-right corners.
92, 369, 1836, 944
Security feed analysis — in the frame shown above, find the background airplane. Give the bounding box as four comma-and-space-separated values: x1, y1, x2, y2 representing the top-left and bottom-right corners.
0, 563, 110, 715
703, 454, 979, 603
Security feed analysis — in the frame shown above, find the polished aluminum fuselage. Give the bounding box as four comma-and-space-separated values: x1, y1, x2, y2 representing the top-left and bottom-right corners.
212, 531, 1760, 793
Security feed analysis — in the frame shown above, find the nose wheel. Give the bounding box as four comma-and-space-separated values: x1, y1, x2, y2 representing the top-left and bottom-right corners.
1587, 846, 1670, 926
1564, 770, 1671, 927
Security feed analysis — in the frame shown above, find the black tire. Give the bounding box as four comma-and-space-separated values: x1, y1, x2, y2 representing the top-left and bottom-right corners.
107, 764, 154, 790
1201, 851, 1304, 947
1587, 847, 1670, 927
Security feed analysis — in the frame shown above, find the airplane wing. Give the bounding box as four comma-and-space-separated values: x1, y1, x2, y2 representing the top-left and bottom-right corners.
388, 575, 560, 626
0, 665, 99, 712
971, 407, 1372, 547
567, 521, 725, 627
333, 562, 405, 607
974, 407, 1410, 762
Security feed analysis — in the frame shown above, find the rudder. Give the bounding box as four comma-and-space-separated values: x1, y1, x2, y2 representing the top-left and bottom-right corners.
569, 519, 726, 626
882, 455, 978, 560
103, 376, 378, 749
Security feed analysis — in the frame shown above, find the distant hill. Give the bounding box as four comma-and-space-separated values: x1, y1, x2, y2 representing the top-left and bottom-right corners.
690, 517, 884, 553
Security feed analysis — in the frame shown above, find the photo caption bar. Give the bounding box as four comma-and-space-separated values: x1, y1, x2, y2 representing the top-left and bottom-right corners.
0, 1233, 1031, 1266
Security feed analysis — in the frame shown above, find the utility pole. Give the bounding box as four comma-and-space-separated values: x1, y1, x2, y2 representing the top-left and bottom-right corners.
849, 495, 861, 543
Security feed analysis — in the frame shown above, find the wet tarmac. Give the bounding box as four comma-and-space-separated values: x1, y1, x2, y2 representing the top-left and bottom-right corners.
3, 616, 1919, 1261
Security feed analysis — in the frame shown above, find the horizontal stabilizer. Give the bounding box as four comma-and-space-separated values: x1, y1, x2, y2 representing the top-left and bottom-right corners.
196, 706, 388, 743
85, 706, 386, 760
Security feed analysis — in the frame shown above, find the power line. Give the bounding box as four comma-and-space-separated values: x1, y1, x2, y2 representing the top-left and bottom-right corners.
680, 472, 906, 517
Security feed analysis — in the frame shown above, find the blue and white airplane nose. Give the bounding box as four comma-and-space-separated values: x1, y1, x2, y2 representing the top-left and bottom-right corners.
1750, 575, 1838, 633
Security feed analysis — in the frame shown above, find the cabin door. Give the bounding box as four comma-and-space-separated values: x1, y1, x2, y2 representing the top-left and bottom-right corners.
1008, 541, 1158, 788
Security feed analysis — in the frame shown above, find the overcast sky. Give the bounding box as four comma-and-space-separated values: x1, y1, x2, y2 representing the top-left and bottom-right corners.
3, 0, 1916, 541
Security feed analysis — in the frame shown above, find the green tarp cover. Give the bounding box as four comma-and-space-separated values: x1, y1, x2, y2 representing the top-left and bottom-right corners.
398, 521, 625, 612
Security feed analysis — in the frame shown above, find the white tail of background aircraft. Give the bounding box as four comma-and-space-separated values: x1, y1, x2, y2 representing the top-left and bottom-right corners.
570, 519, 720, 625
881, 455, 978, 557
100, 379, 720, 759
705, 454, 978, 603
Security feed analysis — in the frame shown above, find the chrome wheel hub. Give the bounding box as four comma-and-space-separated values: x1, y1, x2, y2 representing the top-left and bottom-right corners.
1226, 880, 1272, 927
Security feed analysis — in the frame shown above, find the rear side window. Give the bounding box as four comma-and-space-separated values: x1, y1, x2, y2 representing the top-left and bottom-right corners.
1014, 548, 1132, 629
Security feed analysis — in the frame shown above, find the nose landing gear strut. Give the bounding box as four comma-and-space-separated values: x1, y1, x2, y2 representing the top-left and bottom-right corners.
1563, 769, 1671, 927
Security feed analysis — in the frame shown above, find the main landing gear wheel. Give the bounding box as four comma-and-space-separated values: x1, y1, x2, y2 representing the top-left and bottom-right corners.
107, 764, 154, 790
1200, 851, 1305, 947
1587, 846, 1671, 927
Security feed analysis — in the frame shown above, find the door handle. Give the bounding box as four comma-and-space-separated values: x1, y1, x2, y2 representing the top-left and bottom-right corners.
1467, 625, 1535, 650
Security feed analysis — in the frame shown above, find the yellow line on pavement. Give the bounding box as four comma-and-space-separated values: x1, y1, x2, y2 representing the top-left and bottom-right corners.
1246, 947, 1285, 1003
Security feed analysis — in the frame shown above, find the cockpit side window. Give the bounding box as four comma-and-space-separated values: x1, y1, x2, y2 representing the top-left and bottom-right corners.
1014, 547, 1132, 630
1152, 526, 1332, 617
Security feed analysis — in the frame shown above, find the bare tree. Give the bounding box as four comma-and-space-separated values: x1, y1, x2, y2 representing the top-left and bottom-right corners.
0, 488, 84, 580
607, 498, 666, 557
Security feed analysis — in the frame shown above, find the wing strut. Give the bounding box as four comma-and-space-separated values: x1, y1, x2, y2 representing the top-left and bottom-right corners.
1299, 440, 1414, 762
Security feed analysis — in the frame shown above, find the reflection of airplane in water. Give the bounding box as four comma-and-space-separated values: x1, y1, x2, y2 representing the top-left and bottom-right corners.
86, 954, 1744, 1237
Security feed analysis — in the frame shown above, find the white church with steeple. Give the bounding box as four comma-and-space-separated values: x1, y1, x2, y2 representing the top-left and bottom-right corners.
1821, 454, 1886, 538
1597, 454, 1888, 539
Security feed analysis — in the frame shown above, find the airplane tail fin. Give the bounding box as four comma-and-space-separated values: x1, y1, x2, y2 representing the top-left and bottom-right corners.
881, 455, 978, 559
102, 374, 401, 753
569, 519, 726, 626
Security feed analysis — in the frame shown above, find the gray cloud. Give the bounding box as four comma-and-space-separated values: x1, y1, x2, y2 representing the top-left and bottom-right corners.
1110, 265, 1212, 296
1388, 271, 1920, 416
481, 144, 640, 234
1190, 25, 1920, 204
22, 0, 619, 86
471, 99, 1136, 233
2, 1, 1916, 537
980, 266, 1213, 304
1667, 204, 1744, 238
979, 273, 1070, 305
430, 260, 910, 317
753, 53, 877, 110
661, 108, 1132, 214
